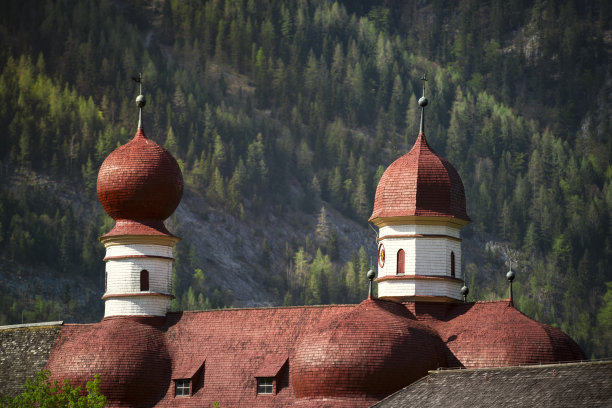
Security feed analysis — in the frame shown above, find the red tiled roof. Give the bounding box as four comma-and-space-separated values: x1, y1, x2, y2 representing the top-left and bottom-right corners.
405, 300, 586, 368
45, 301, 585, 407
172, 359, 205, 380
97, 128, 183, 237
254, 355, 288, 377
46, 318, 171, 407
102, 218, 175, 237
370, 132, 469, 221
291, 299, 447, 400
47, 306, 357, 407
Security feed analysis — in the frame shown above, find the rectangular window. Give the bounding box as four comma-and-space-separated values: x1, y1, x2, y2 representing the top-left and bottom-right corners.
257, 377, 273, 394
175, 379, 190, 397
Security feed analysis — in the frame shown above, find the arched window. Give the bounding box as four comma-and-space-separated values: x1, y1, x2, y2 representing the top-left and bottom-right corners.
140, 269, 149, 291
451, 252, 455, 277
397, 249, 405, 275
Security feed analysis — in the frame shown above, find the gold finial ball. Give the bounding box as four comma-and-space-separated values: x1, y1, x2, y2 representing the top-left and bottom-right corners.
136, 94, 146, 108
418, 96, 428, 107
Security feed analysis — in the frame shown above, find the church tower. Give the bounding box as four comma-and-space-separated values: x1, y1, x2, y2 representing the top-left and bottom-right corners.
96, 78, 184, 317
369, 76, 470, 302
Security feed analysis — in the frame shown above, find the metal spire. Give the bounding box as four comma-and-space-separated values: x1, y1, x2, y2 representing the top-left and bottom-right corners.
460, 264, 469, 302
506, 260, 515, 304
133, 72, 146, 129
418, 74, 428, 134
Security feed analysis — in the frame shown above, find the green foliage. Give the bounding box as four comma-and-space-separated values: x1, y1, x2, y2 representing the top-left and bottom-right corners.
0, 0, 609, 357
1, 370, 106, 408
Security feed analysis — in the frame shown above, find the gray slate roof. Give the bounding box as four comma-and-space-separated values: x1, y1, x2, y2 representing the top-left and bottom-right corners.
0, 322, 62, 397
372, 361, 612, 408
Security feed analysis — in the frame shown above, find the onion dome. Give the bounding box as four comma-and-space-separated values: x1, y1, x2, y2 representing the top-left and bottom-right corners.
45, 317, 171, 406
370, 75, 469, 223
369, 131, 469, 222
291, 299, 447, 401
97, 128, 183, 237
439, 301, 586, 368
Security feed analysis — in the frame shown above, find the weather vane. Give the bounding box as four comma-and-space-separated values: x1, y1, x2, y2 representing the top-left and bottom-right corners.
132, 72, 142, 93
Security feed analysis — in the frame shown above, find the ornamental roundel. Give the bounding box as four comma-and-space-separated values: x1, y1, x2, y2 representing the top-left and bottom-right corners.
378, 243, 385, 268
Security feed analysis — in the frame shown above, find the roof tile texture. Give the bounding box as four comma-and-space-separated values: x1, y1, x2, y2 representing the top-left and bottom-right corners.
42, 301, 585, 407
372, 361, 612, 408
370, 132, 469, 221
45, 318, 171, 407
291, 299, 447, 399
406, 300, 586, 368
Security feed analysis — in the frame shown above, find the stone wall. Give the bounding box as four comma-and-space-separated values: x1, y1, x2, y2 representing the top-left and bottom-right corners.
0, 322, 62, 397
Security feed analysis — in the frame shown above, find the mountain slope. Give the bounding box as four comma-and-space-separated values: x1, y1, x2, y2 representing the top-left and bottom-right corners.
0, 0, 610, 357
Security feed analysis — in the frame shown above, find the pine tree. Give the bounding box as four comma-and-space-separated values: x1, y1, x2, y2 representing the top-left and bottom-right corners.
293, 248, 309, 294
352, 176, 369, 220
207, 167, 225, 202
228, 158, 246, 211
315, 206, 329, 244
81, 155, 96, 194
296, 140, 312, 180
246, 133, 268, 190
164, 126, 179, 156
211, 131, 226, 171
328, 167, 343, 207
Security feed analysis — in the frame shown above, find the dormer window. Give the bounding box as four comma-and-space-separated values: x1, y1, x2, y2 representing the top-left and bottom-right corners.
254, 355, 287, 396
257, 378, 273, 394
140, 269, 149, 291
451, 252, 455, 277
172, 359, 205, 398
175, 379, 190, 397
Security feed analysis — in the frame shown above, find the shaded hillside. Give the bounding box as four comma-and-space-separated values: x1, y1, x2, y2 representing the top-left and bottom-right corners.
0, 0, 610, 357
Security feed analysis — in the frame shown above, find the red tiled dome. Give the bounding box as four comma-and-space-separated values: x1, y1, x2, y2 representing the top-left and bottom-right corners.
291, 299, 447, 400
97, 128, 183, 236
45, 317, 171, 406
437, 301, 586, 368
369, 132, 469, 222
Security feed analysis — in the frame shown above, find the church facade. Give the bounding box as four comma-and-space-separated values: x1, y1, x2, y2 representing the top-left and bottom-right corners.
1, 87, 585, 407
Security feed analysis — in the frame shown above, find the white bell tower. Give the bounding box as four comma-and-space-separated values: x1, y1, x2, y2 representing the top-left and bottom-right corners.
96, 76, 184, 317
369, 75, 470, 302
101, 234, 177, 317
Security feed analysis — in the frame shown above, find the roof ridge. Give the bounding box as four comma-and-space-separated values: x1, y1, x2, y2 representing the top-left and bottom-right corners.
169, 303, 358, 315
0, 321, 63, 330
429, 359, 612, 373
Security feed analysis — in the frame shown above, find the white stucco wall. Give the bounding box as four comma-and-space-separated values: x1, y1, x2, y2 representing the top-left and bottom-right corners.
103, 242, 174, 317
105, 243, 173, 258
104, 296, 171, 317
378, 279, 463, 299
377, 223, 464, 300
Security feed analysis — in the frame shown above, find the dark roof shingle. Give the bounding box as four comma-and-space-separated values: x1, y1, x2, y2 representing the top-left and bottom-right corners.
372, 361, 612, 408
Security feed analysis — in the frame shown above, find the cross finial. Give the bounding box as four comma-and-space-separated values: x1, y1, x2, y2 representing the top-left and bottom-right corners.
421, 73, 427, 92
132, 72, 142, 94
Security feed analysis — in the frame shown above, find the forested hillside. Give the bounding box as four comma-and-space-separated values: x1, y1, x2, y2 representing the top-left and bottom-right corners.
0, 0, 610, 358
